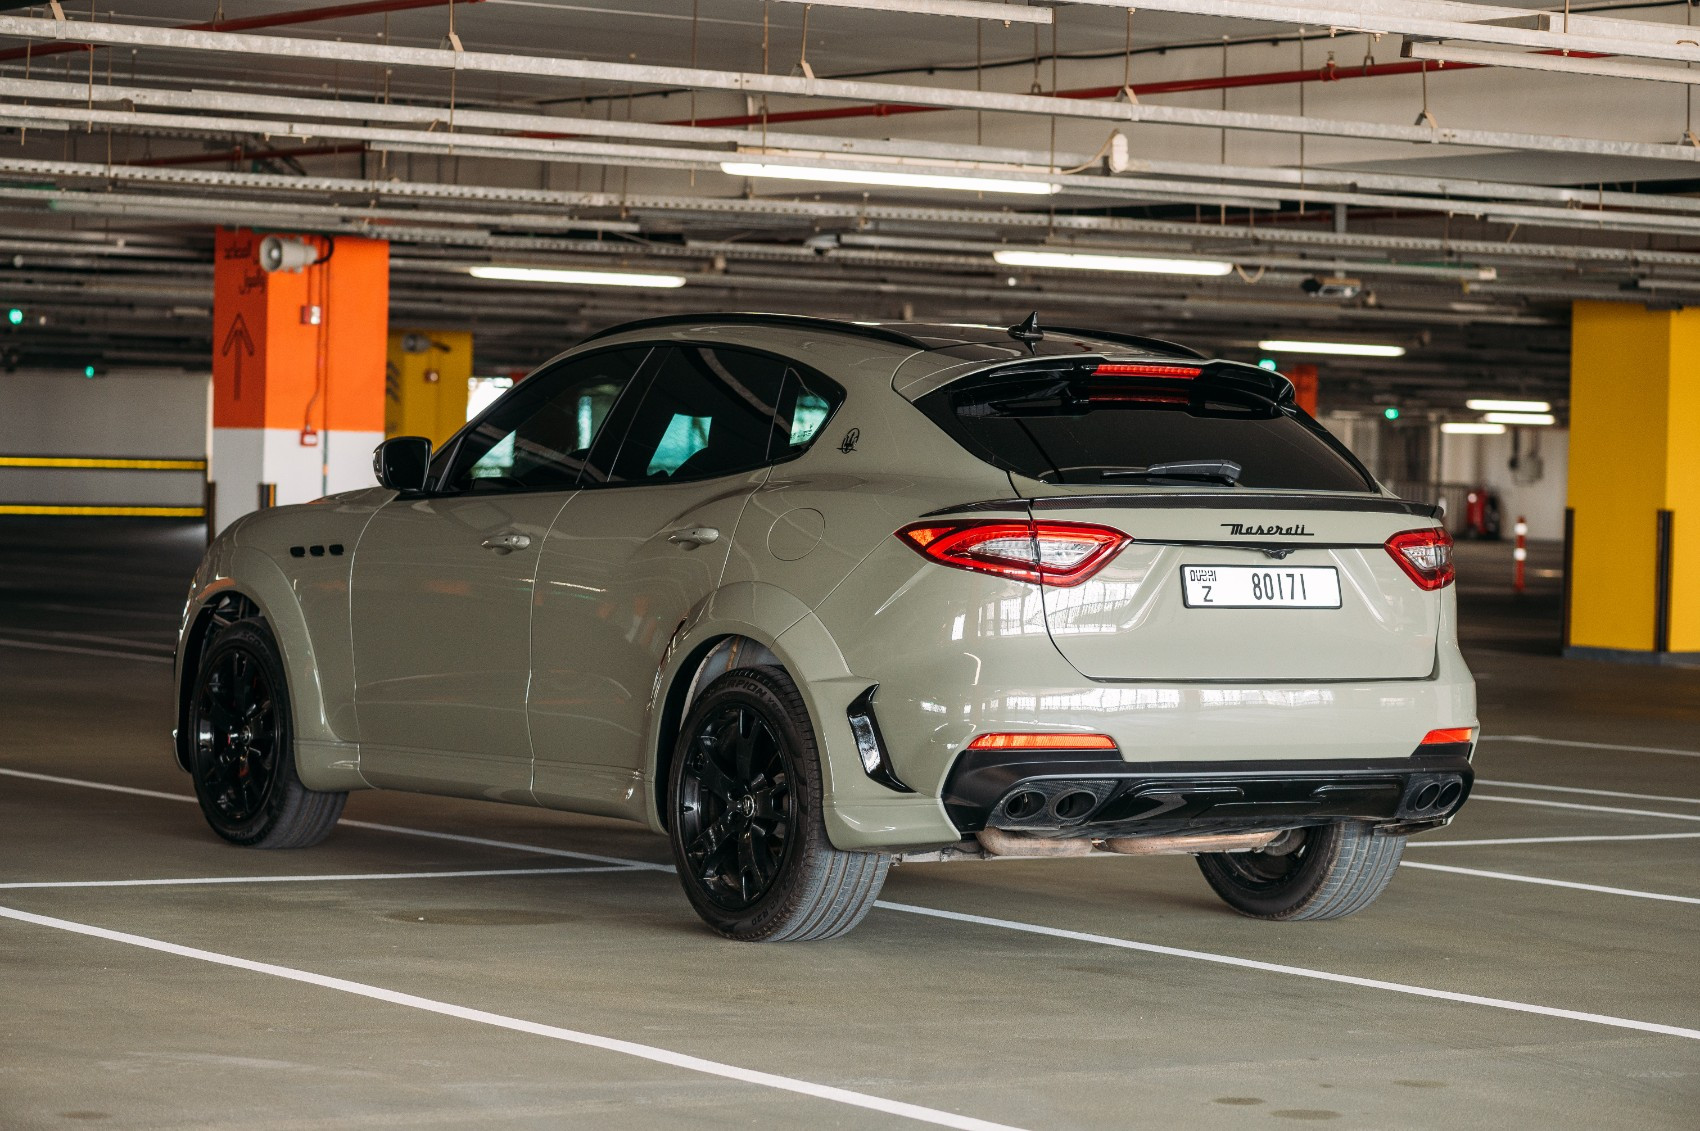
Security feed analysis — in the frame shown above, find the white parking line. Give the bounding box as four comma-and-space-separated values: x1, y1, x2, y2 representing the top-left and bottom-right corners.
11, 765, 1700, 1043
1471, 795, 1700, 823
5, 628, 176, 652
0, 767, 193, 803
1480, 735, 1700, 759
0, 866, 644, 890
0, 905, 1025, 1131
1476, 780, 1700, 806
1408, 832, 1700, 848
338, 818, 674, 872
874, 901, 1700, 1041
0, 637, 172, 664
1398, 862, 1700, 905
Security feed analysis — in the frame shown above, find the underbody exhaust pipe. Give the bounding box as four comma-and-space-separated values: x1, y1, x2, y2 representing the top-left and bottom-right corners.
975, 828, 1095, 857
1102, 830, 1283, 856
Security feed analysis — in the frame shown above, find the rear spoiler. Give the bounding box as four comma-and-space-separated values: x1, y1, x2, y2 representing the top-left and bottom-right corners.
961, 355, 1295, 408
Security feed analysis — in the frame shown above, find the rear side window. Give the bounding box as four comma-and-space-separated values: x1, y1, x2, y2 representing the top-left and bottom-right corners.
595, 345, 843, 485
917, 363, 1374, 492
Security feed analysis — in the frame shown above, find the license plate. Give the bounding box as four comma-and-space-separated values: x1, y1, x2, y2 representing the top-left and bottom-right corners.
1180, 565, 1341, 608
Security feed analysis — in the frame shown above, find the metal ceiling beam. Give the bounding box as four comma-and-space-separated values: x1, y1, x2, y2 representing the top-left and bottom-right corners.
17, 92, 1668, 234
4, 156, 1697, 272
0, 76, 1086, 172
1062, 0, 1700, 66
766, 0, 1052, 23
1400, 38, 1700, 87
2, 14, 1697, 165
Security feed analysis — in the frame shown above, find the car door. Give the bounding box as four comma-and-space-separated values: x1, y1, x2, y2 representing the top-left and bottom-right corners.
528, 343, 814, 816
349, 346, 653, 799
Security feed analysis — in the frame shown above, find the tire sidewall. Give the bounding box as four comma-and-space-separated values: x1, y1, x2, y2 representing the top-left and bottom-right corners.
1198, 822, 1347, 918
188, 619, 302, 846
667, 667, 827, 939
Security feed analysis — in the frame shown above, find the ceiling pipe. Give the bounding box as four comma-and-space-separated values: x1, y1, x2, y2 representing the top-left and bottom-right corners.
0, 0, 483, 64
682, 58, 1468, 131
126, 142, 366, 168
0, 15, 1688, 165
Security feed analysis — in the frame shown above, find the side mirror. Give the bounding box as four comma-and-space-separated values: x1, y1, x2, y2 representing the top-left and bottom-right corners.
373, 436, 432, 493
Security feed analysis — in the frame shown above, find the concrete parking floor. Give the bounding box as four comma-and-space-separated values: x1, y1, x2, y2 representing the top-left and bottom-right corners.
1, 520, 1696, 1129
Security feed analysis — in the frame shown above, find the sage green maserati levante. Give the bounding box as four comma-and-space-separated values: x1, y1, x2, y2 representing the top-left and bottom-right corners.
173, 313, 1476, 941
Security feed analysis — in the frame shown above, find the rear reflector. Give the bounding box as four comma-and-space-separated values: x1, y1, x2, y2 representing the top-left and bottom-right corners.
1092, 362, 1202, 379
1385, 528, 1455, 590
1420, 727, 1477, 745
968, 733, 1119, 751
897, 519, 1129, 588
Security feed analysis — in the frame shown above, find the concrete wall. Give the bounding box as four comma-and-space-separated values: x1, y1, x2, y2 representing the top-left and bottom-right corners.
1439, 428, 1570, 541
0, 369, 210, 507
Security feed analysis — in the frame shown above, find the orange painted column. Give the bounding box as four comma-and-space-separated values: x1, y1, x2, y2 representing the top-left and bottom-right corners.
1288, 363, 1319, 416
210, 228, 389, 533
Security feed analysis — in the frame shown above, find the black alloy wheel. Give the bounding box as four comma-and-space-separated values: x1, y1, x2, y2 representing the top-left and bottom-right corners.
187, 618, 346, 849
667, 665, 890, 942
193, 641, 281, 826
676, 700, 796, 911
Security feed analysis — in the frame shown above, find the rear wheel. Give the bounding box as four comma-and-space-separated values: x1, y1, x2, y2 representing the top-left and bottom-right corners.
188, 618, 346, 849
668, 666, 889, 941
1196, 821, 1405, 921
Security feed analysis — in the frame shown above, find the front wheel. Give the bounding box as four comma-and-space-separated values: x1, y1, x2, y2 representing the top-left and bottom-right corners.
188, 618, 346, 849
667, 666, 889, 942
1196, 821, 1405, 921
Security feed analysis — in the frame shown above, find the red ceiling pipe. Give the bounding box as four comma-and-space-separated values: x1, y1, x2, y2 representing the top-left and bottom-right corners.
675, 50, 1611, 131
0, 0, 484, 63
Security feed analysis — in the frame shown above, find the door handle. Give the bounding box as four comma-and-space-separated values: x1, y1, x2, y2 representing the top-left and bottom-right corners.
481, 532, 532, 553
667, 526, 721, 548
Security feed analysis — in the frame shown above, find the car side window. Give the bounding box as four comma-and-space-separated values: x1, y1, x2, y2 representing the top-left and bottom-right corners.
598, 345, 792, 485
440, 347, 650, 494
775, 365, 841, 456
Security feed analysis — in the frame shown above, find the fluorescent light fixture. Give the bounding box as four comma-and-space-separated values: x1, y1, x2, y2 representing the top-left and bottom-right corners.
1441, 422, 1508, 435
1258, 339, 1406, 358
1483, 412, 1556, 426
992, 249, 1234, 276
721, 161, 1060, 196
468, 265, 686, 288
1466, 398, 1551, 413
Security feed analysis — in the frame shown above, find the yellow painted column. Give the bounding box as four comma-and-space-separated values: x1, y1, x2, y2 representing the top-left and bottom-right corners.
385, 330, 472, 448
1567, 301, 1700, 663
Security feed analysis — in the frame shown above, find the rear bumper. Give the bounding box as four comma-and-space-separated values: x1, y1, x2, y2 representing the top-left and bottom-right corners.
941, 745, 1474, 838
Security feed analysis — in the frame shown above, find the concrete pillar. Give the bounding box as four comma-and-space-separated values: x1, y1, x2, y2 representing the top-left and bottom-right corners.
386, 329, 472, 448
210, 228, 389, 534
1566, 301, 1700, 664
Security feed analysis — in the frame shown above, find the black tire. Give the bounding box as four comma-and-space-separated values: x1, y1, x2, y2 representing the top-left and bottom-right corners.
1196, 821, 1405, 921
187, 617, 345, 849
667, 665, 890, 942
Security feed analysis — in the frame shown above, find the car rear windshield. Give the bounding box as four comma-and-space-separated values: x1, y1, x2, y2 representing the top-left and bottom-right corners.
916, 362, 1376, 492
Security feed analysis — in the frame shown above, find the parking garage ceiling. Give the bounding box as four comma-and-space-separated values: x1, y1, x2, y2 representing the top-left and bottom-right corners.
7, 1, 1700, 415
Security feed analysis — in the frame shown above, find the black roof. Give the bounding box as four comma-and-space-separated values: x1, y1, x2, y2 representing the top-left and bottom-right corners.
578, 312, 1203, 359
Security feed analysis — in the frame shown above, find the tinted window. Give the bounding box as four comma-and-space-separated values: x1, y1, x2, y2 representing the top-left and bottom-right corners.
919, 365, 1374, 492
442, 348, 649, 493
596, 346, 841, 485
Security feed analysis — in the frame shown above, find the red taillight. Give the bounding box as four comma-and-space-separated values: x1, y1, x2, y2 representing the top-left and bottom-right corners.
897, 520, 1129, 588
1421, 727, 1477, 745
1092, 362, 1202, 379
1385, 528, 1455, 590
968, 732, 1119, 751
